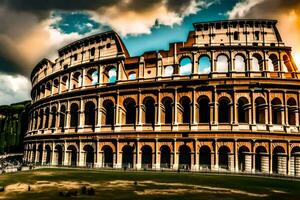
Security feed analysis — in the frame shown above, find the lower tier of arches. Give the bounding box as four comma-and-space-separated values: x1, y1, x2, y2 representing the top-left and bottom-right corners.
24, 139, 300, 176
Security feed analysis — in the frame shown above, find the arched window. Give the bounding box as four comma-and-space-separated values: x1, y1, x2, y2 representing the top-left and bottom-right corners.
51, 107, 57, 128
53, 79, 59, 94
272, 146, 285, 174
61, 76, 69, 92
102, 146, 113, 167
143, 97, 155, 125
218, 146, 230, 169
70, 103, 79, 130
122, 145, 134, 168
44, 107, 50, 129
234, 55, 246, 72
216, 55, 229, 73
179, 57, 192, 76
38, 109, 44, 129
255, 97, 266, 124
45, 82, 51, 96
198, 55, 211, 74
85, 102, 96, 129
160, 145, 171, 168
271, 98, 282, 125
238, 97, 249, 123
45, 145, 51, 164
179, 145, 191, 169
72, 72, 82, 89
255, 146, 267, 172
128, 72, 136, 80
198, 96, 210, 123
59, 105, 66, 131
124, 98, 136, 124
83, 145, 94, 167
180, 97, 191, 124
108, 67, 117, 83
218, 97, 231, 123
164, 65, 174, 77
238, 146, 250, 171
268, 54, 279, 71
141, 145, 152, 169
199, 146, 211, 168
86, 69, 98, 86
252, 54, 263, 71
162, 97, 173, 124
67, 145, 77, 167
103, 100, 114, 126
287, 98, 297, 125
55, 145, 63, 166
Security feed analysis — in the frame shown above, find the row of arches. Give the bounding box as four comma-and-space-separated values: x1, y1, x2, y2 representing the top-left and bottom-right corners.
30, 95, 298, 132
164, 53, 292, 77
27, 143, 300, 175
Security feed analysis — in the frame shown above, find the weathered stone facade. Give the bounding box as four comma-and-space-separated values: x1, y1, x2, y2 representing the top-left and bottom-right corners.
24, 19, 300, 176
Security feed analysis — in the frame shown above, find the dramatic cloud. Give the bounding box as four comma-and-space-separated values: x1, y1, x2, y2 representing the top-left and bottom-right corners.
228, 0, 300, 67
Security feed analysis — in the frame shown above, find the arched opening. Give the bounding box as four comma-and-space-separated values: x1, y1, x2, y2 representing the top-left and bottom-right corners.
218, 146, 230, 169
180, 97, 191, 124
198, 96, 210, 123
271, 98, 282, 125
45, 145, 51, 165
84, 145, 94, 168
255, 146, 267, 172
86, 68, 99, 86
45, 82, 51, 96
70, 103, 79, 131
67, 145, 77, 167
85, 101, 96, 130
160, 145, 171, 168
179, 57, 192, 75
164, 65, 174, 77
37, 145, 43, 164
44, 107, 50, 129
199, 146, 211, 169
162, 97, 173, 124
72, 71, 82, 89
255, 97, 266, 124
53, 79, 59, 94
216, 55, 229, 73
283, 55, 293, 72
268, 54, 279, 71
291, 147, 300, 176
61, 76, 69, 92
235, 55, 246, 72
272, 146, 285, 174
104, 66, 117, 83
55, 145, 63, 166
122, 145, 134, 168
128, 72, 136, 80
287, 98, 297, 125
124, 98, 136, 124
144, 97, 155, 125
38, 109, 44, 129
102, 146, 113, 167
178, 145, 191, 170
238, 146, 250, 171
238, 97, 249, 123
198, 55, 211, 74
252, 53, 264, 71
141, 145, 152, 169
51, 107, 57, 128
34, 111, 38, 129
218, 97, 231, 123
103, 100, 115, 126
59, 105, 66, 132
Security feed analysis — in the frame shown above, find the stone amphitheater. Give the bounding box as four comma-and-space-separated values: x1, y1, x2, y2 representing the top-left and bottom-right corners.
24, 19, 300, 176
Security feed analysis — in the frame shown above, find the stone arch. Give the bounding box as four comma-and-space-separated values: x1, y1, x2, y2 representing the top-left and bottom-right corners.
84, 101, 96, 130
160, 145, 171, 168
37, 144, 43, 164
163, 65, 175, 77
216, 54, 229, 73
198, 95, 210, 123
45, 81, 51, 96
271, 98, 283, 125
218, 145, 231, 170
122, 145, 134, 168
255, 146, 268, 172
67, 145, 78, 167
71, 71, 82, 89
102, 145, 114, 167
38, 109, 44, 129
50, 106, 57, 128
218, 96, 231, 123
255, 97, 266, 124
45, 145, 52, 165
291, 146, 300, 176
237, 97, 249, 123
70, 103, 79, 131
272, 146, 286, 174
59, 105, 66, 131
44, 107, 50, 129
287, 97, 297, 126
83, 145, 94, 167
123, 97, 136, 124
199, 145, 211, 169
252, 53, 264, 71
238, 146, 250, 172
61, 75, 69, 92
86, 68, 99, 86
128, 71, 137, 80
141, 145, 153, 169
104, 65, 117, 84
178, 145, 191, 169
234, 53, 246, 72
198, 54, 211, 74
161, 97, 173, 124
143, 96, 155, 125
103, 99, 115, 126
179, 56, 192, 76
179, 96, 191, 124
268, 53, 279, 71
54, 144, 63, 166
53, 79, 59, 94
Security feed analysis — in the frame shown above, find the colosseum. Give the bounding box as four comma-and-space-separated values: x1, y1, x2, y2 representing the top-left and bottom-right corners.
24, 19, 300, 176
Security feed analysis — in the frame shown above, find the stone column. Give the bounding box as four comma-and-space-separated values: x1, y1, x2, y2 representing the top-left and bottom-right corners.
115, 140, 122, 168
95, 140, 101, 168
136, 140, 141, 170
51, 142, 55, 165
78, 141, 84, 167
155, 139, 160, 169
173, 140, 178, 170
194, 140, 199, 171
174, 89, 178, 126
157, 91, 161, 125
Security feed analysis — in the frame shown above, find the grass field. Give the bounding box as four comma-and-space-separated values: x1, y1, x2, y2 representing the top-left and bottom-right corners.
0, 168, 299, 199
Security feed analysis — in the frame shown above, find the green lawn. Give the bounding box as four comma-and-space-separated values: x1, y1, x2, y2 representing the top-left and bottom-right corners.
0, 168, 299, 200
